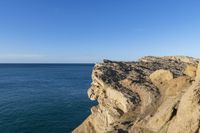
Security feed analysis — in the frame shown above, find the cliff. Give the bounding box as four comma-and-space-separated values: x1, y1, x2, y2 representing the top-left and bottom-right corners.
73, 56, 200, 133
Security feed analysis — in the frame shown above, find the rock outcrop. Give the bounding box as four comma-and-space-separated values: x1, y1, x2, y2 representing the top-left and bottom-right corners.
73, 56, 200, 133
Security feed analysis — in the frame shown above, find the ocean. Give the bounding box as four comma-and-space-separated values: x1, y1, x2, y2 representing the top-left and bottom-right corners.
0, 64, 96, 133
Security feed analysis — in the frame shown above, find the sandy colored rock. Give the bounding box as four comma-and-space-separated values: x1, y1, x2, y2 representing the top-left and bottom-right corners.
150, 69, 173, 85
167, 77, 200, 133
145, 98, 178, 132
184, 64, 197, 78
73, 56, 200, 133
196, 62, 200, 81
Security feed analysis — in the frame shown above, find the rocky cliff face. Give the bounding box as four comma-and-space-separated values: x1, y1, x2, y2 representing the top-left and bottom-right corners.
73, 56, 200, 133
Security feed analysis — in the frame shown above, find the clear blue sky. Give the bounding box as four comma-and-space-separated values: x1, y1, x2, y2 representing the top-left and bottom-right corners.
0, 0, 200, 63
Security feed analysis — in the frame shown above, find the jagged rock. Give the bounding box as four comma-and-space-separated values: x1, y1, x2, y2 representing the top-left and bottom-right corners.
73, 56, 200, 133
167, 61, 200, 133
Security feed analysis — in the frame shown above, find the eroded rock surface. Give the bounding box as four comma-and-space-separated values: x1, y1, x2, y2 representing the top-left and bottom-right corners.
73, 56, 200, 133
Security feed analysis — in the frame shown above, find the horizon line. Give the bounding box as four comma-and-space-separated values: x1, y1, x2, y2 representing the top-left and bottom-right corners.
0, 62, 96, 64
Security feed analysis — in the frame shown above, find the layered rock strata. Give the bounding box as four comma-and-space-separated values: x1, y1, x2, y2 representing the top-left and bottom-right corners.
73, 56, 200, 133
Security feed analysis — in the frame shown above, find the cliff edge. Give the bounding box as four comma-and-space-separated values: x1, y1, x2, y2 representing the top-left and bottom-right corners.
73, 56, 200, 133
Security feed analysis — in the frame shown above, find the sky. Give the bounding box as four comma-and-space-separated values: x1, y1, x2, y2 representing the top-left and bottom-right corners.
0, 0, 200, 63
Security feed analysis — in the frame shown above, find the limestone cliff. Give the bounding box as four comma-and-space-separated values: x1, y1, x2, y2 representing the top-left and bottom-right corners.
73, 56, 200, 133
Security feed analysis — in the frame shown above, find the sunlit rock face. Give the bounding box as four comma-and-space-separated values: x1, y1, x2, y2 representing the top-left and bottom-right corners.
73, 56, 200, 133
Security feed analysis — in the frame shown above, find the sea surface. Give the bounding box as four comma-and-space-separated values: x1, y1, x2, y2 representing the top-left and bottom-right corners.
0, 64, 96, 133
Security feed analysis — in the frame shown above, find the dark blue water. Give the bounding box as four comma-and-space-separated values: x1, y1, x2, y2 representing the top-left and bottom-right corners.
0, 64, 95, 133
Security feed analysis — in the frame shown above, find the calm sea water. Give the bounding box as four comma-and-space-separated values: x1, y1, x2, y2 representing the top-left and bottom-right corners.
0, 64, 95, 133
